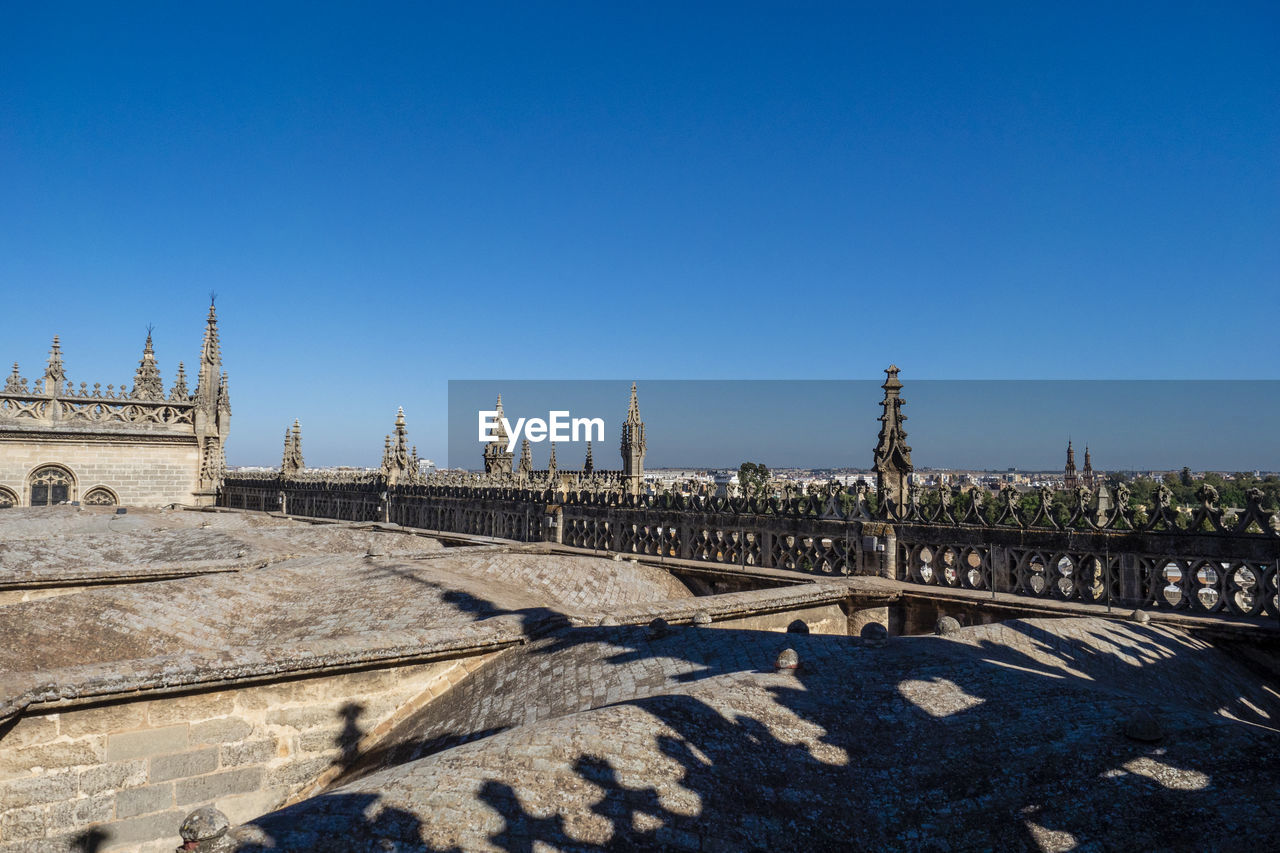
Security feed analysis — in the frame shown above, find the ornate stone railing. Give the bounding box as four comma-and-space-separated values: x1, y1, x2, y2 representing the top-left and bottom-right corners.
219, 476, 1280, 619
0, 388, 195, 428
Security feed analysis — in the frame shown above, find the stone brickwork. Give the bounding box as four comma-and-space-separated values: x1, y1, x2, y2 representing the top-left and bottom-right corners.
0, 437, 199, 509
0, 657, 492, 851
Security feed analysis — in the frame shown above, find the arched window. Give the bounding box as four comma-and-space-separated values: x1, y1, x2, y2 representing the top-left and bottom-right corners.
82, 487, 118, 507
0, 486, 17, 508
28, 466, 75, 506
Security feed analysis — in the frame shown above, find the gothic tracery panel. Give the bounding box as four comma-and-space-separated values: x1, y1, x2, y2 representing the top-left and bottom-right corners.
82, 487, 118, 506
28, 465, 74, 506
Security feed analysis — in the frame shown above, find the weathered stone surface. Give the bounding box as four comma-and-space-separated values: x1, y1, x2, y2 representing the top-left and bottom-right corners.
78, 759, 148, 795
2, 769, 78, 811
218, 740, 277, 768
150, 747, 218, 783
179, 805, 230, 842
244, 617, 1280, 853
190, 717, 253, 746
46, 791, 114, 831
96, 807, 187, 849
0, 715, 58, 749
105, 726, 188, 762
935, 616, 962, 635
114, 782, 174, 818
174, 768, 264, 806
0, 738, 103, 778
60, 702, 146, 738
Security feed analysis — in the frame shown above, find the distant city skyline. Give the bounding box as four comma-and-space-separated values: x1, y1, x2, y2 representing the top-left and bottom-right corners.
3, 5, 1275, 467
445, 380, 1280, 474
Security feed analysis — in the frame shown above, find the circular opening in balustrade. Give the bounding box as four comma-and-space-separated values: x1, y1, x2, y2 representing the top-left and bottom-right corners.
940, 547, 958, 585
916, 546, 935, 583
963, 549, 983, 587
1231, 564, 1258, 613
1194, 561, 1220, 609
1028, 554, 1047, 594
1161, 562, 1183, 607
1055, 555, 1075, 596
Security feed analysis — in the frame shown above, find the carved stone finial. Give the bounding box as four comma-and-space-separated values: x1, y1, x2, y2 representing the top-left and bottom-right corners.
482, 394, 514, 475
282, 419, 304, 476
873, 365, 912, 514
131, 329, 165, 399
517, 438, 533, 479
169, 361, 190, 401
621, 382, 645, 496
3, 363, 23, 394
42, 336, 67, 394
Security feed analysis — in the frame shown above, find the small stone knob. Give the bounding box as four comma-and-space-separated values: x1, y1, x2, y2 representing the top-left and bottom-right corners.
861, 623, 889, 647
692, 611, 712, 627
935, 616, 962, 636
177, 807, 233, 852
775, 648, 800, 671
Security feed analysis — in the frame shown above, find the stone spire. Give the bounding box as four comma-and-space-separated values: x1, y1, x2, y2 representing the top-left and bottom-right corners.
380, 434, 393, 477
548, 442, 557, 477
873, 365, 912, 514
620, 382, 646, 496
4, 363, 24, 394
195, 300, 222, 409
217, 372, 231, 416
482, 394, 514, 475
282, 420, 304, 477
193, 299, 231, 500
1082, 445, 1094, 489
132, 329, 164, 400
518, 438, 533, 479
1063, 439, 1078, 491
380, 408, 411, 485
169, 362, 189, 401
42, 336, 66, 395
394, 407, 409, 467
584, 440, 594, 474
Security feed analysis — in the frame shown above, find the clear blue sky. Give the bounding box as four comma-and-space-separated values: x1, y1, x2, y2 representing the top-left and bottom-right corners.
2, 3, 1276, 468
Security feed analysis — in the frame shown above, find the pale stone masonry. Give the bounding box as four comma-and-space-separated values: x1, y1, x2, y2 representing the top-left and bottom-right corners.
0, 658, 489, 851
0, 300, 230, 509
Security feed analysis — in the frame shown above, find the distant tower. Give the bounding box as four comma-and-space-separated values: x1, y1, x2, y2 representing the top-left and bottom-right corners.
517, 438, 533, 479
482, 394, 514, 475
1063, 440, 1078, 490
380, 408, 411, 485
282, 420, 304, 477
620, 383, 646, 496
193, 300, 231, 502
583, 440, 594, 474
872, 365, 912, 514
1082, 445, 1095, 490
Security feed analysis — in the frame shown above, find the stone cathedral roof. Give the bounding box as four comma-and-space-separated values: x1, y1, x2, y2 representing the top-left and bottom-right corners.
240, 617, 1280, 852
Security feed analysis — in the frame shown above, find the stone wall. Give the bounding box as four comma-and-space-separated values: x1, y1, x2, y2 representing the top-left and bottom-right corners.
0, 654, 494, 852
0, 436, 199, 508
716, 602, 847, 635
